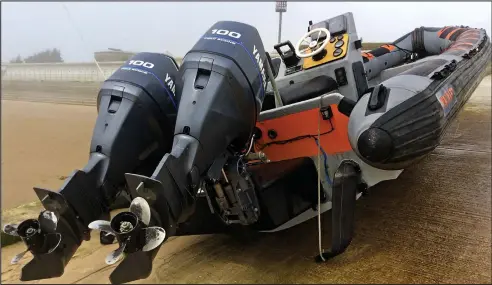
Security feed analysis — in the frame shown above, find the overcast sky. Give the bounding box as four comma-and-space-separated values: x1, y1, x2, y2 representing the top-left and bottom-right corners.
2, 2, 491, 62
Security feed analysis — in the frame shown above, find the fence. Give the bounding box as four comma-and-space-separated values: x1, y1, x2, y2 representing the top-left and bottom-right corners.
1, 59, 183, 82
1, 52, 368, 83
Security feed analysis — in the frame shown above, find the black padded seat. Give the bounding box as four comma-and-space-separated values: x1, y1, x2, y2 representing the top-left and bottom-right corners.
261, 75, 338, 111
270, 57, 282, 79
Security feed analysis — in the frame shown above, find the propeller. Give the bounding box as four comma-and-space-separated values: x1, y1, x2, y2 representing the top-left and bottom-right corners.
3, 210, 62, 265
88, 197, 166, 265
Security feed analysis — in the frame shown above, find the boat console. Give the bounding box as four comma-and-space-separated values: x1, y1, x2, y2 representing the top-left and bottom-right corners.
261, 12, 368, 112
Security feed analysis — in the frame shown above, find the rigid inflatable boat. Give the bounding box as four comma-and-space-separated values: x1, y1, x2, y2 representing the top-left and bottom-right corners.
4, 12, 490, 284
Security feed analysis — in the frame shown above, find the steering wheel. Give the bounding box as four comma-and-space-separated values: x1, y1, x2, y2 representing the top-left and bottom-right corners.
294, 28, 331, 58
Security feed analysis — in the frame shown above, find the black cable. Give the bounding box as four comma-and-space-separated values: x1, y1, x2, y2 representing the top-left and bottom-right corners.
392, 43, 414, 55
364, 43, 419, 65
391, 43, 419, 63
257, 118, 335, 150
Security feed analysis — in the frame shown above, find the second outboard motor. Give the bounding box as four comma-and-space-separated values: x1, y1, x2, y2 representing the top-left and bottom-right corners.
3, 52, 180, 282
82, 52, 180, 219
122, 21, 269, 284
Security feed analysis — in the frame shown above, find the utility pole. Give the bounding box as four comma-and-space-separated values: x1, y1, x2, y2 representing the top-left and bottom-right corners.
276, 1, 287, 43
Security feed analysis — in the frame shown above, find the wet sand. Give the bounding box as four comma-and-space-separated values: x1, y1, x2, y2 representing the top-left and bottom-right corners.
1, 76, 491, 284
1, 101, 97, 209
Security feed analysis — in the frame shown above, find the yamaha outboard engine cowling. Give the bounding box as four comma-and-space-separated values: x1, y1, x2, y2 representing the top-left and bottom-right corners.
73, 52, 181, 224
175, 20, 269, 172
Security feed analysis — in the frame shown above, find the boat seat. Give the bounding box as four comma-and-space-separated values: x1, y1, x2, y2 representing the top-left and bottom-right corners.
262, 75, 338, 111
270, 57, 282, 79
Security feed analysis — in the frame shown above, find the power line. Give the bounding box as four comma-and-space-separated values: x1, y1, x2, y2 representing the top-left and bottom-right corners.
60, 3, 106, 80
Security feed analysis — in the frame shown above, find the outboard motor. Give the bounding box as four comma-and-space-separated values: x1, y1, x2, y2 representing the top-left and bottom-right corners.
120, 21, 269, 284
2, 52, 180, 281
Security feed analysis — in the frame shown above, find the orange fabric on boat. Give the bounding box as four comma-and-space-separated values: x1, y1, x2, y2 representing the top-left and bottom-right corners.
438, 27, 451, 37
446, 28, 465, 40
461, 30, 479, 36
381, 44, 396, 51
457, 36, 479, 42
254, 105, 352, 162
362, 52, 375, 60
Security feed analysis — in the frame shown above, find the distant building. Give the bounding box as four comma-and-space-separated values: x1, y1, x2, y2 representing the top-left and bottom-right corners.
93, 48, 275, 63
94, 48, 176, 62
94, 48, 136, 62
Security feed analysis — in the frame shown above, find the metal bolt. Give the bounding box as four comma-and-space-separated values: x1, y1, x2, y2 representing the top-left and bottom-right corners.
119, 221, 133, 233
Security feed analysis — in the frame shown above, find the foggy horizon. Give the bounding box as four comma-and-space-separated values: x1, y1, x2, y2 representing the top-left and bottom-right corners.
2, 1, 491, 63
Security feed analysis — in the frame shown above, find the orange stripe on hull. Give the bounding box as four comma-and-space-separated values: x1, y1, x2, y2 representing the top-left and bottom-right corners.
459, 31, 480, 39
453, 42, 474, 46
362, 52, 375, 60
444, 46, 470, 53
456, 36, 479, 42
438, 27, 451, 37
448, 43, 475, 50
381, 44, 396, 51
254, 105, 352, 162
446, 28, 465, 40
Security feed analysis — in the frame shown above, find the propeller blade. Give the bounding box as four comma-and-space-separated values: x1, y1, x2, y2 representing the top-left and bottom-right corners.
106, 241, 127, 265
38, 210, 58, 233
46, 233, 62, 254
142, 227, 166, 252
11, 249, 29, 264
88, 220, 115, 235
3, 223, 19, 236
129, 197, 151, 226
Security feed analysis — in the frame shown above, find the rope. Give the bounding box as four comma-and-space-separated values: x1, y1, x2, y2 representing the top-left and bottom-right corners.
61, 3, 106, 80
314, 139, 333, 186
244, 134, 255, 157
317, 96, 326, 261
